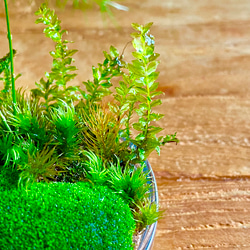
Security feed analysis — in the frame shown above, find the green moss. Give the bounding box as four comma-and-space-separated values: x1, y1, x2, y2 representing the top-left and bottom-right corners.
0, 167, 19, 192
0, 182, 135, 249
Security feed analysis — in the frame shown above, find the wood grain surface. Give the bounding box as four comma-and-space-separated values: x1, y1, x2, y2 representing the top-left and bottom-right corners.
1, 0, 250, 249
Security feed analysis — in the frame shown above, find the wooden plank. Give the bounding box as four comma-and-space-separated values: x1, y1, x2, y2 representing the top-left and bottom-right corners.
1, 1, 250, 249
150, 96, 250, 177
154, 179, 250, 249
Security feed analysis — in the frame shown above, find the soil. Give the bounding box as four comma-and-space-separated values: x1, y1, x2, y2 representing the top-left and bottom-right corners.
1, 0, 250, 249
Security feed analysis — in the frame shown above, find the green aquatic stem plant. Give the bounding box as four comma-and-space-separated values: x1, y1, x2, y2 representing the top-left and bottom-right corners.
95, 23, 180, 164
127, 23, 179, 162
3, 0, 17, 115
77, 23, 179, 165
31, 3, 79, 107
81, 45, 124, 108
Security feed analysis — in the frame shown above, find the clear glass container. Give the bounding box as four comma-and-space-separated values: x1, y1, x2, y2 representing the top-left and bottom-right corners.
137, 160, 158, 250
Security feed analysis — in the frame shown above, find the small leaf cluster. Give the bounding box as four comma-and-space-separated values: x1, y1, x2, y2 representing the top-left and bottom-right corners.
108, 161, 150, 208
0, 182, 135, 249
31, 3, 79, 107
77, 104, 123, 163
0, 50, 21, 101
82, 150, 108, 185
18, 146, 63, 188
50, 102, 80, 159
81, 45, 124, 107
0, 51, 13, 96
133, 201, 164, 232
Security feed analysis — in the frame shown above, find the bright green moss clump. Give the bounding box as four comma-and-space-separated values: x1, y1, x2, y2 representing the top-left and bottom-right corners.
0, 182, 135, 249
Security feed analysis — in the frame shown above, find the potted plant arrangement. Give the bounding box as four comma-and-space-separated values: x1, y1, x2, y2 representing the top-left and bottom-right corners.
0, 1, 178, 249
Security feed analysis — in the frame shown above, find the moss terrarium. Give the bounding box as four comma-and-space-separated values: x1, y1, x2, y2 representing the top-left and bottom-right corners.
0, 1, 178, 249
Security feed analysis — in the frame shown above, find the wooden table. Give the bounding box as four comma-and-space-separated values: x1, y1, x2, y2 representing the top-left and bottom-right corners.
1, 0, 250, 249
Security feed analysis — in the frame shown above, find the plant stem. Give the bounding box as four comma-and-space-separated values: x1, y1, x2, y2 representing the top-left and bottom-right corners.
4, 0, 17, 115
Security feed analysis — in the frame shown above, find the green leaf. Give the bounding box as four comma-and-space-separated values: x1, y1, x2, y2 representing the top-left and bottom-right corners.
131, 23, 141, 32
150, 99, 162, 108
110, 46, 119, 58
134, 79, 144, 87
155, 145, 161, 155
135, 133, 145, 141
149, 113, 164, 121
144, 22, 154, 32
139, 103, 148, 110
118, 81, 128, 90
145, 46, 154, 56
134, 86, 148, 95
138, 117, 147, 126
64, 57, 73, 65
128, 64, 144, 77
147, 126, 163, 136
103, 51, 111, 61
115, 87, 124, 96
132, 59, 144, 68
66, 73, 77, 81
138, 148, 146, 161
132, 38, 143, 52
130, 32, 140, 39
148, 72, 160, 85
92, 66, 99, 79
100, 82, 112, 88
151, 91, 163, 98
147, 61, 159, 75
132, 51, 143, 60
148, 82, 159, 92
120, 103, 130, 113
132, 122, 142, 131
148, 53, 160, 62
31, 89, 43, 98
66, 66, 77, 71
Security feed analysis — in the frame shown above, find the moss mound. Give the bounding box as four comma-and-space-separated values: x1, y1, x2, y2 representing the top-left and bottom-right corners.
0, 182, 135, 249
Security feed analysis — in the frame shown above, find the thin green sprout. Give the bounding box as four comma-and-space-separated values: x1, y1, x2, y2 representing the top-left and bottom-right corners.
4, 0, 17, 115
